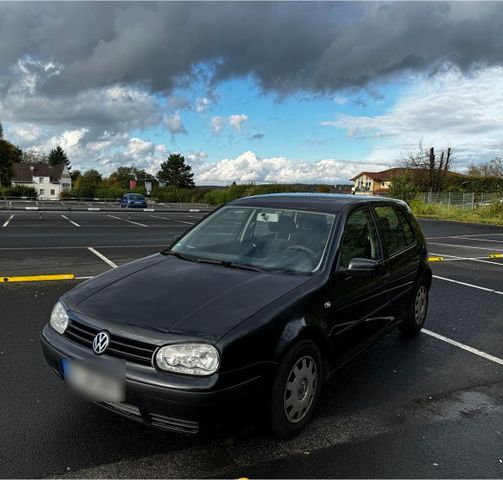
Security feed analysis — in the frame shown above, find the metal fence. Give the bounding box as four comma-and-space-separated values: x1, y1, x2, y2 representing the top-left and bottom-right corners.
420, 192, 503, 208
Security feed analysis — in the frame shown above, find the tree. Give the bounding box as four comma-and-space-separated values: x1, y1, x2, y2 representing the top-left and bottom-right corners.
0, 122, 3, 139
0, 139, 21, 187
401, 143, 453, 192
21, 149, 48, 164
467, 157, 503, 177
388, 170, 421, 204
157, 154, 195, 188
74, 169, 102, 198
70, 170, 81, 183
48, 146, 71, 171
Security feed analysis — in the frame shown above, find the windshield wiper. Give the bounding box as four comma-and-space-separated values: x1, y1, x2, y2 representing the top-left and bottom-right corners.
164, 251, 198, 262
195, 257, 263, 272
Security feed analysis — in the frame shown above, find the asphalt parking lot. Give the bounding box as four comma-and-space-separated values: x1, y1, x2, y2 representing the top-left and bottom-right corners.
1, 211, 502, 478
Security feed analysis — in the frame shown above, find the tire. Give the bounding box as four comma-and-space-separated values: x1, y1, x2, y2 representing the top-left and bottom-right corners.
398, 278, 429, 336
269, 339, 323, 439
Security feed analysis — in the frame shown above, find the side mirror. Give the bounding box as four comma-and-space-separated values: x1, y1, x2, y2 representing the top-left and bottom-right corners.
347, 258, 379, 277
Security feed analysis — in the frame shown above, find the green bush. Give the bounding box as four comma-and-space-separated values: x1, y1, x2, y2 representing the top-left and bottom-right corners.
1, 185, 38, 198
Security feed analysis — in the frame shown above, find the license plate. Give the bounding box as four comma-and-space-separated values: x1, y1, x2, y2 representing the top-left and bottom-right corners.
61, 358, 125, 402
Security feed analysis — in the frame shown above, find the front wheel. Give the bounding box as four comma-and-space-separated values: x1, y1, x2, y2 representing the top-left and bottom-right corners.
398, 279, 429, 336
269, 339, 323, 438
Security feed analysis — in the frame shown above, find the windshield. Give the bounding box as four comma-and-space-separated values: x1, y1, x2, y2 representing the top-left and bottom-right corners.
170, 206, 336, 274
129, 194, 144, 200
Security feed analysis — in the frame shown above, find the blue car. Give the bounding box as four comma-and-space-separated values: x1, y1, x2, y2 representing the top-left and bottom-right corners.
119, 193, 147, 208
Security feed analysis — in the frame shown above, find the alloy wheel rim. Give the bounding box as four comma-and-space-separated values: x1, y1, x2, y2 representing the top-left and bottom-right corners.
284, 355, 317, 424
415, 286, 427, 325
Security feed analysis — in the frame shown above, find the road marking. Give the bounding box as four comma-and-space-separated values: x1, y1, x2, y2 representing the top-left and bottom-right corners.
87, 247, 118, 268
60, 215, 80, 227
442, 236, 503, 245
1, 274, 75, 283
2, 214, 14, 227
422, 329, 503, 367
149, 214, 194, 225
428, 241, 503, 252
25, 206, 39, 210
75, 276, 94, 280
107, 214, 147, 227
0, 243, 170, 251
87, 207, 100, 211
433, 274, 503, 295
429, 252, 503, 268
427, 233, 503, 240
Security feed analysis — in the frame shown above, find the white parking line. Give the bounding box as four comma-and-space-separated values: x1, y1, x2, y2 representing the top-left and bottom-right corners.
87, 247, 118, 268
428, 241, 503, 252
149, 214, 194, 225
60, 215, 80, 227
427, 233, 503, 240
433, 274, 503, 295
422, 329, 503, 367
441, 237, 503, 244
107, 214, 147, 227
2, 214, 14, 227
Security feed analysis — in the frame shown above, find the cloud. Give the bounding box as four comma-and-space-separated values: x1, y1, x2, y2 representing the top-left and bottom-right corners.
1, 3, 503, 98
211, 116, 225, 135
228, 114, 248, 132
163, 111, 187, 135
322, 66, 503, 168
210, 114, 248, 135
195, 97, 211, 113
250, 132, 265, 140
195, 150, 388, 185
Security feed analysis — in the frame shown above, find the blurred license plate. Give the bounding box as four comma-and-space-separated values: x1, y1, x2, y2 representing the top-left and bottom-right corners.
61, 358, 125, 402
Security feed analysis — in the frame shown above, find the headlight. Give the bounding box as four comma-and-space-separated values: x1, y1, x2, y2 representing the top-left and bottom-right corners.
50, 301, 69, 334
155, 343, 219, 376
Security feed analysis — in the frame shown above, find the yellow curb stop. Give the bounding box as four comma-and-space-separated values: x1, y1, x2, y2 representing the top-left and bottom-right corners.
428, 256, 444, 262
488, 253, 503, 259
2, 274, 75, 283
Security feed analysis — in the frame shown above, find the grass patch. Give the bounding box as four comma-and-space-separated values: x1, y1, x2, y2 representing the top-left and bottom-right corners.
410, 199, 503, 226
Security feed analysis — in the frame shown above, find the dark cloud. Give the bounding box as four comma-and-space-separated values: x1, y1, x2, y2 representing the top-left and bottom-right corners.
1, 2, 502, 98
250, 132, 265, 140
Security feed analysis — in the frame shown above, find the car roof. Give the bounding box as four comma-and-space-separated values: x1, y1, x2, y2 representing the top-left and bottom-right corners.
229, 193, 405, 213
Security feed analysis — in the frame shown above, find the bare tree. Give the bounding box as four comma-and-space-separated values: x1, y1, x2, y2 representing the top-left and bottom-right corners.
400, 142, 453, 192
467, 157, 503, 177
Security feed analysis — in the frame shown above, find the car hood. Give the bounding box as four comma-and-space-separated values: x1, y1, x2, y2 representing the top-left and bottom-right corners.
64, 254, 309, 342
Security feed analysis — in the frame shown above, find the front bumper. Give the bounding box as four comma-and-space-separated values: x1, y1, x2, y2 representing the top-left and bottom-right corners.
40, 325, 273, 433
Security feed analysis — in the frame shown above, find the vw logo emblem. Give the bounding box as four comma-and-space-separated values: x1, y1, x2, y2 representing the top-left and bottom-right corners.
92, 331, 110, 355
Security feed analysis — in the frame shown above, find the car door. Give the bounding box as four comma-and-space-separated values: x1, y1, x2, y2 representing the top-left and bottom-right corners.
372, 204, 420, 320
327, 206, 389, 357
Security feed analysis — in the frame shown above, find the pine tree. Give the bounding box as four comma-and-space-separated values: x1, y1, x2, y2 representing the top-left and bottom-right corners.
157, 154, 195, 188
48, 146, 71, 171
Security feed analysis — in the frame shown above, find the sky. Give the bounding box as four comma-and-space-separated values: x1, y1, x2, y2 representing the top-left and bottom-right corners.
1, 1, 503, 185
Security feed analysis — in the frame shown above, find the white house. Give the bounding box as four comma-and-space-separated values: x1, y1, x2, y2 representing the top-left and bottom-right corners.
12, 163, 72, 200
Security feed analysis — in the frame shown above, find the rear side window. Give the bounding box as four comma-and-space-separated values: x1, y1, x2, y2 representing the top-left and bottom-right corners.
394, 207, 416, 246
374, 205, 410, 256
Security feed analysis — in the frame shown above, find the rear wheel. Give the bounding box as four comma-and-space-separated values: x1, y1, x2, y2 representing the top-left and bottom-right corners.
269, 339, 323, 438
399, 278, 429, 336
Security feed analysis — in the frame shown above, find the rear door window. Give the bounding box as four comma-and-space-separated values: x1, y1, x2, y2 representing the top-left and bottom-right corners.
374, 205, 409, 256
394, 207, 416, 246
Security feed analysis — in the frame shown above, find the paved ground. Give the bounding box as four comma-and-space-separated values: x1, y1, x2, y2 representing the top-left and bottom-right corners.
0, 199, 212, 212
1, 212, 502, 478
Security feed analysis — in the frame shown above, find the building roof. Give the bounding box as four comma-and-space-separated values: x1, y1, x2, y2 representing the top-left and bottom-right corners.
12, 163, 66, 183
350, 167, 409, 182
231, 193, 405, 213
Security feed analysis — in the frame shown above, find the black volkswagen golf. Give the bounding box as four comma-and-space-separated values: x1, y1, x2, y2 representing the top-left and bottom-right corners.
41, 194, 431, 438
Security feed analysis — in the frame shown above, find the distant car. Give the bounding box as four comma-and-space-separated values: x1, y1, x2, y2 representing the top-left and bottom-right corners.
119, 193, 147, 208
41, 194, 431, 438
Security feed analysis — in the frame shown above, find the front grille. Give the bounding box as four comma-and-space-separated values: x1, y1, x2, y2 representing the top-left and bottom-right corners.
65, 320, 156, 366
